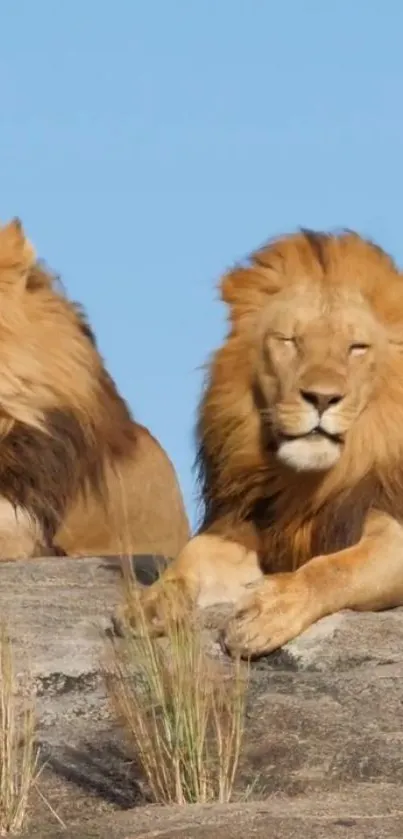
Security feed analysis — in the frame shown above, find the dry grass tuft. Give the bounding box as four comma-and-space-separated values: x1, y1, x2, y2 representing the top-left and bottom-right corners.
104, 578, 249, 805
0, 623, 39, 835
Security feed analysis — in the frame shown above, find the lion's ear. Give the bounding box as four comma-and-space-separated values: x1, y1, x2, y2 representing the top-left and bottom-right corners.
0, 218, 36, 288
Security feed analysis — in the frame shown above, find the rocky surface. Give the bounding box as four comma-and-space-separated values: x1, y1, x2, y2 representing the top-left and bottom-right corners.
1, 555, 403, 837
28, 789, 403, 839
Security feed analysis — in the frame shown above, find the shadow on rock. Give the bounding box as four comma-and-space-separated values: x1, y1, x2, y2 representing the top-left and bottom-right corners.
38, 739, 149, 808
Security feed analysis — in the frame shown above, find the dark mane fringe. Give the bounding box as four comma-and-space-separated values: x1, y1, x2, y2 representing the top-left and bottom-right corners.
73, 302, 98, 347
196, 424, 403, 571
0, 378, 138, 552
194, 370, 276, 534
2, 261, 139, 549
194, 417, 271, 536
0, 410, 102, 547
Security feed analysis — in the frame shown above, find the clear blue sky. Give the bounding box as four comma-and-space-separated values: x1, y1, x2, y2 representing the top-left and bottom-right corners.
2, 1, 403, 526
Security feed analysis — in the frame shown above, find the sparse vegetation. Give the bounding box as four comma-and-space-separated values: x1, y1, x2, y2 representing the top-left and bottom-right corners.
104, 579, 249, 805
0, 623, 38, 836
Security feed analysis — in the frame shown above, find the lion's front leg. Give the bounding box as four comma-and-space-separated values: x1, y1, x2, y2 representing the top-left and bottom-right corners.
223, 512, 403, 659
112, 533, 263, 637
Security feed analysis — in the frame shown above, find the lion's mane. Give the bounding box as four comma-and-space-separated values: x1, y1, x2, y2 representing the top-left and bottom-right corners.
195, 229, 403, 571
0, 219, 189, 558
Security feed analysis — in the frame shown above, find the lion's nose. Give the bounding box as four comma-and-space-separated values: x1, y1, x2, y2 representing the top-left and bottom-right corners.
300, 389, 344, 416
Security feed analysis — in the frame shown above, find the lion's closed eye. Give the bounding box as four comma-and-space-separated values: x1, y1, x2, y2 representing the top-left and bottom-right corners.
271, 334, 297, 349
349, 343, 371, 357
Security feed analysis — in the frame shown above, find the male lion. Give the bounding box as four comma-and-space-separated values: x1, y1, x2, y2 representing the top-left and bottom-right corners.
0, 218, 189, 560
123, 228, 403, 658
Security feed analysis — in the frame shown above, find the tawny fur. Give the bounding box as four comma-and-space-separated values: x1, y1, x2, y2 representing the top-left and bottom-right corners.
196, 229, 403, 566
120, 228, 403, 658
0, 218, 189, 560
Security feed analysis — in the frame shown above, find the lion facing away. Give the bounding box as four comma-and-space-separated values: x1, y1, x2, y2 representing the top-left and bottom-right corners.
121, 228, 403, 658
0, 218, 189, 560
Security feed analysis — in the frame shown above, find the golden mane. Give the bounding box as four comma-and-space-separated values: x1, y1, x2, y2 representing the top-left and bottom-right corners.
195, 229, 403, 572
0, 218, 190, 560
119, 227, 403, 661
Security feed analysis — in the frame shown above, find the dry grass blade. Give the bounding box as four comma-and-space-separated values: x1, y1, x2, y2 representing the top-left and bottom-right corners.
104, 579, 249, 806
0, 622, 39, 835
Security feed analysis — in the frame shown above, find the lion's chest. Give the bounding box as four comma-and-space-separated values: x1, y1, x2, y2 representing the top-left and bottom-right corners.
259, 483, 373, 572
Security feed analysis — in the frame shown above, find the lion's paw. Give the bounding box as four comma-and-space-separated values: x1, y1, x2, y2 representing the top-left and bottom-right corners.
221, 572, 316, 659
111, 579, 193, 639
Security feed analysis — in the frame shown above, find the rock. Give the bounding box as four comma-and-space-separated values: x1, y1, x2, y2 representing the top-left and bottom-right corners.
28, 789, 403, 838
0, 556, 119, 690
0, 556, 402, 837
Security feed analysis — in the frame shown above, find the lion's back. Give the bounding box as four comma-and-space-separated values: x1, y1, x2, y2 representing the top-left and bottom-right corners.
55, 422, 190, 558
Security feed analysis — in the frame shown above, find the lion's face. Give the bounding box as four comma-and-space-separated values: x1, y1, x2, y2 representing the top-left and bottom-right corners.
255, 283, 388, 472
199, 229, 403, 532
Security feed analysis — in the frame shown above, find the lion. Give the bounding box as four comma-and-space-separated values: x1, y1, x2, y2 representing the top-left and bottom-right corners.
0, 218, 189, 561
120, 227, 403, 658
